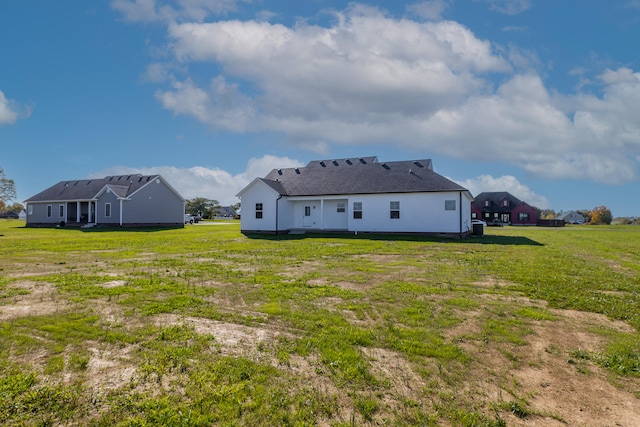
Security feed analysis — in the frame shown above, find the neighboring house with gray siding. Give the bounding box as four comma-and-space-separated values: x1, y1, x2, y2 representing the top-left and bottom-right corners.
24, 174, 185, 228
237, 156, 473, 237
556, 210, 586, 224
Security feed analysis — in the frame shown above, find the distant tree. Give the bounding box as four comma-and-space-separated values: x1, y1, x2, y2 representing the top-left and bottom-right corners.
6, 202, 24, 213
0, 167, 16, 205
231, 202, 241, 215
577, 210, 592, 223
542, 209, 557, 220
613, 217, 633, 225
186, 197, 219, 219
589, 206, 613, 225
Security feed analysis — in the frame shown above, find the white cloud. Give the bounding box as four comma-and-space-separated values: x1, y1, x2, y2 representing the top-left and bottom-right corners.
159, 6, 510, 142
456, 174, 549, 208
407, 0, 450, 20
475, 0, 532, 15
0, 90, 30, 126
598, 67, 638, 85
111, 0, 248, 23
625, 1, 640, 10
118, 3, 640, 186
91, 154, 304, 205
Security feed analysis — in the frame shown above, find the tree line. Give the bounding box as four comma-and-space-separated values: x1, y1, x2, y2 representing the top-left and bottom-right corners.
537, 206, 617, 225
0, 167, 23, 214
184, 198, 240, 220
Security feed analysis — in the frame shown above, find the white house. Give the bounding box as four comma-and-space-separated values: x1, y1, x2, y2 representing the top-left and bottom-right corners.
237, 157, 473, 237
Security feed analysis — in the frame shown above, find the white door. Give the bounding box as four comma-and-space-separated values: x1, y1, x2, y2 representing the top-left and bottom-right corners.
303, 206, 312, 227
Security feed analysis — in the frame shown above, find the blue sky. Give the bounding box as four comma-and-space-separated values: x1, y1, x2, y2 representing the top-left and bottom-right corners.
2, 0, 640, 216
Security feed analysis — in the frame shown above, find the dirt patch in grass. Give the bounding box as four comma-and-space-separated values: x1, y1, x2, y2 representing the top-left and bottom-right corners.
453, 306, 640, 426
0, 281, 70, 320
152, 314, 294, 361
85, 344, 138, 392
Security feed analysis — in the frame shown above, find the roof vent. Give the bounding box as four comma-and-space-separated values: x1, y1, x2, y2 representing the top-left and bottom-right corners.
277, 169, 283, 175
295, 168, 300, 174
109, 177, 114, 181
87, 180, 92, 184
414, 161, 424, 168
332, 160, 339, 166
346, 159, 353, 165
359, 158, 366, 164
381, 163, 390, 170
319, 161, 326, 167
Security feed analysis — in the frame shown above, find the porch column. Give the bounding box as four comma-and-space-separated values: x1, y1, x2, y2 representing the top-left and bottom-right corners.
320, 199, 324, 230
76, 202, 81, 223
119, 199, 123, 226
89, 202, 93, 224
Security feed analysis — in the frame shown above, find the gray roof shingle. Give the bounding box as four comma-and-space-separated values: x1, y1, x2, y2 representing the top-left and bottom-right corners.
25, 175, 161, 202
261, 157, 467, 196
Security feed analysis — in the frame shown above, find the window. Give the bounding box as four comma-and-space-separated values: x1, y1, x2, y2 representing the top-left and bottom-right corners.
471, 212, 477, 219
445, 200, 456, 211
304, 206, 311, 216
255, 203, 263, 219
502, 199, 509, 207
390, 201, 400, 219
47, 205, 52, 218
484, 200, 490, 207
337, 203, 345, 213
353, 202, 362, 219
28, 205, 33, 215
519, 212, 529, 221
105, 203, 111, 218
59, 205, 64, 218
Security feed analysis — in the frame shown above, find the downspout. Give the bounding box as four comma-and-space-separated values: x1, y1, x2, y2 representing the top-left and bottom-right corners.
275, 194, 283, 235
459, 191, 463, 238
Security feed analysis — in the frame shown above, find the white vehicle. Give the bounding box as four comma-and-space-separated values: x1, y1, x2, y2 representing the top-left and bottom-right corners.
184, 214, 201, 224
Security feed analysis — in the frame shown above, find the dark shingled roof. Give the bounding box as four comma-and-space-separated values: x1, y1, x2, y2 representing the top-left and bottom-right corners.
473, 192, 525, 212
260, 157, 467, 196
25, 175, 161, 202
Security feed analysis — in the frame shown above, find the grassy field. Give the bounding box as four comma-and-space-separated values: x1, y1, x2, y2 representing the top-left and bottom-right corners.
0, 220, 639, 426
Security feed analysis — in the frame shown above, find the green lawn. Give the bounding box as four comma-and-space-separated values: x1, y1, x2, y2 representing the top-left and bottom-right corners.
0, 220, 638, 425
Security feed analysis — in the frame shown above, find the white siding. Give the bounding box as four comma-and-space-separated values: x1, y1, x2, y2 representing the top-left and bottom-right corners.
348, 192, 469, 233
322, 199, 349, 230
239, 181, 282, 232
240, 184, 472, 235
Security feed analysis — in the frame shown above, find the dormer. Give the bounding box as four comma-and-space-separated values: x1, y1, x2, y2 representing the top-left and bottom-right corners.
500, 198, 510, 208
483, 199, 491, 208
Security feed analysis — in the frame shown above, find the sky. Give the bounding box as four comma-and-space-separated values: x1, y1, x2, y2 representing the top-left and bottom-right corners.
2, 0, 640, 217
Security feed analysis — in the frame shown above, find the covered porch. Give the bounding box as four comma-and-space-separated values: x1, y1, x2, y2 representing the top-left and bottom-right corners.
63, 200, 96, 227
287, 197, 349, 232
